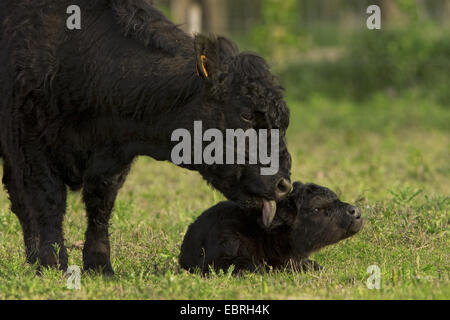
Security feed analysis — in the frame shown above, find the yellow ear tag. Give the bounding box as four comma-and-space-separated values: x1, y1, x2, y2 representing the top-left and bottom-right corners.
200, 55, 209, 78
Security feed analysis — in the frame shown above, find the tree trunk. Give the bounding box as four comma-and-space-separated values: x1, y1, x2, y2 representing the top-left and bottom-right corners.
375, 0, 406, 25
203, 0, 227, 34
171, 0, 227, 34
170, 0, 190, 31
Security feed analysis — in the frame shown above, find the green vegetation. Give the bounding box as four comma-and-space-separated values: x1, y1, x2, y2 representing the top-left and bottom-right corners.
278, 25, 450, 104
0, 93, 448, 299
239, 0, 450, 104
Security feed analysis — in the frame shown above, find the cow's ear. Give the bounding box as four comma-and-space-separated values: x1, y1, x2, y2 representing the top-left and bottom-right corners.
217, 36, 239, 61
194, 34, 238, 80
195, 34, 219, 80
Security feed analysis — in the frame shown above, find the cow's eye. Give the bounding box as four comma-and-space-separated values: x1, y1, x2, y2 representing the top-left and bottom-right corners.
313, 208, 320, 213
240, 111, 254, 122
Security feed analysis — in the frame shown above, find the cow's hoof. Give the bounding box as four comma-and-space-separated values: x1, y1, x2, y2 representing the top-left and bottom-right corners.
83, 251, 115, 276
37, 244, 68, 273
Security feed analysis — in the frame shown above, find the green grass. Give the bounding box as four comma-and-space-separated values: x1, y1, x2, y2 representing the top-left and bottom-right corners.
0, 93, 448, 299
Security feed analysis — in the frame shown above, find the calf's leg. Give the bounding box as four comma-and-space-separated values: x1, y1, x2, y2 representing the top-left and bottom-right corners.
213, 257, 264, 275
285, 259, 323, 272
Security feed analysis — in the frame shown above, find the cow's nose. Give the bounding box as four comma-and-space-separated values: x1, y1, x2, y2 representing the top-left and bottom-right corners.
274, 178, 292, 200
347, 205, 361, 219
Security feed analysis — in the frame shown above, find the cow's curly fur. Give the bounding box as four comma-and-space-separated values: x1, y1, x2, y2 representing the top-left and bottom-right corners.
0, 0, 291, 273
179, 182, 363, 274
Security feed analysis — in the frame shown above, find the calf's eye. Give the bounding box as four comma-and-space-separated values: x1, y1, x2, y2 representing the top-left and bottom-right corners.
313, 208, 320, 213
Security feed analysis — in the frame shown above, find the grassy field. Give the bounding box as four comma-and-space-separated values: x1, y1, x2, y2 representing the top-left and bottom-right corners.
0, 93, 448, 300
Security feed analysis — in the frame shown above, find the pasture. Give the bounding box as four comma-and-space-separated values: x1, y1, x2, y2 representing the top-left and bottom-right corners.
0, 93, 448, 299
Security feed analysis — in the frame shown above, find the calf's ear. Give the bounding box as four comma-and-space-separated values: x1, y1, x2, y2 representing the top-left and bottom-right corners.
291, 182, 308, 213
292, 181, 304, 189
194, 34, 238, 80
269, 206, 297, 229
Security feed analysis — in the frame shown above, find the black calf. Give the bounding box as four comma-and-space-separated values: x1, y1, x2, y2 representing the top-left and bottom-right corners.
179, 182, 363, 274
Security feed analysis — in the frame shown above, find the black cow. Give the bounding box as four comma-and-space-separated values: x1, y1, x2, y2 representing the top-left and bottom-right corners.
0, 0, 291, 274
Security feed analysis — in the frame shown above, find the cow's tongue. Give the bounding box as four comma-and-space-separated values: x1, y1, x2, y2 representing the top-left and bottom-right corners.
262, 199, 277, 227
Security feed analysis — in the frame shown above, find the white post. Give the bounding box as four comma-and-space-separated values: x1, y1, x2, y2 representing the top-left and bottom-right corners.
188, 2, 203, 35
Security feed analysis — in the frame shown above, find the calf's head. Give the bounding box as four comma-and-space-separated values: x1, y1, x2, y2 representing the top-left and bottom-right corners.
274, 182, 363, 255
190, 35, 292, 224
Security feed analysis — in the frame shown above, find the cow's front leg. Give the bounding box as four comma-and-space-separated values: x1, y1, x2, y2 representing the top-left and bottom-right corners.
82, 165, 130, 275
